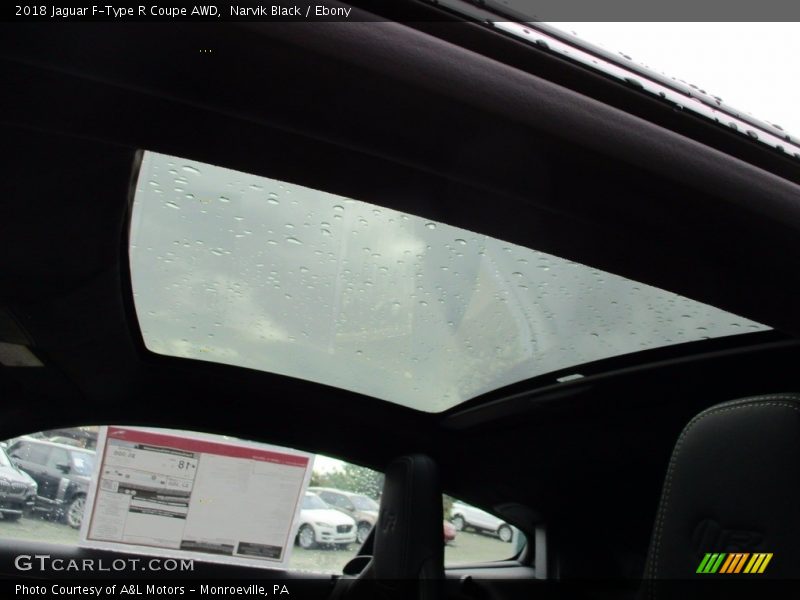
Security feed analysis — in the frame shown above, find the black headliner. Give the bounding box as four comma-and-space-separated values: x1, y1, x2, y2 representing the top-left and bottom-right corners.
2, 17, 800, 577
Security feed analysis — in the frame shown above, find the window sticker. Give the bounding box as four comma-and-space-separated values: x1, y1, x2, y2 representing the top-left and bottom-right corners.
79, 427, 312, 569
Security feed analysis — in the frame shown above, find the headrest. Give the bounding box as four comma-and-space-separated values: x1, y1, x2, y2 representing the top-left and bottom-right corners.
645, 394, 800, 580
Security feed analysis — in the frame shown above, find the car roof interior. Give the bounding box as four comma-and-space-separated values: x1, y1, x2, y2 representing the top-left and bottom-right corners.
2, 2, 800, 592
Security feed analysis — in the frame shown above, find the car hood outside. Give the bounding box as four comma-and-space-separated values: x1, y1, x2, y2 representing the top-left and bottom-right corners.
0, 464, 35, 486
301, 508, 356, 526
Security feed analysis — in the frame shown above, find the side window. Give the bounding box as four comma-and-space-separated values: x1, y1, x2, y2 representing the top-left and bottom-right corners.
7, 441, 30, 461
332, 495, 353, 511
1, 427, 527, 574
0, 426, 385, 575
318, 491, 353, 512
46, 447, 70, 471
26, 443, 51, 466
69, 451, 94, 476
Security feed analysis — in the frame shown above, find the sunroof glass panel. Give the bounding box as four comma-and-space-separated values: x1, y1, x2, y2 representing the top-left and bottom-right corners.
129, 151, 769, 412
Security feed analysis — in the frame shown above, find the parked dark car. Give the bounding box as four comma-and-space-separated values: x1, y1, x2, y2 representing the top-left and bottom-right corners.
6, 437, 95, 528
0, 447, 37, 522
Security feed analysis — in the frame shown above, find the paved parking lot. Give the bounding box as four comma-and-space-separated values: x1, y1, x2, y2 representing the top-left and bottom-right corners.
291, 529, 514, 572
0, 513, 78, 545
1, 514, 516, 574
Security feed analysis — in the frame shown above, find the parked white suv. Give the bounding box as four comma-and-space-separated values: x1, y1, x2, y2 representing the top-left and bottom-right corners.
450, 501, 513, 542
295, 492, 357, 550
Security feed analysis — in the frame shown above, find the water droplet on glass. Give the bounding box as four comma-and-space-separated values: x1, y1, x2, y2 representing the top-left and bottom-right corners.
182, 165, 200, 174
286, 237, 302, 245
425, 222, 436, 230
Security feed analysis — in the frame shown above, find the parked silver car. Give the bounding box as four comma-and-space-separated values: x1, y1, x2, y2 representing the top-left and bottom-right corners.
294, 492, 357, 550
0, 447, 37, 521
308, 487, 378, 544
450, 501, 513, 542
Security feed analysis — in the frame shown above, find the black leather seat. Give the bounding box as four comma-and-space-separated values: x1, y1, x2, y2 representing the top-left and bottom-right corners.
331, 454, 444, 600
644, 394, 800, 582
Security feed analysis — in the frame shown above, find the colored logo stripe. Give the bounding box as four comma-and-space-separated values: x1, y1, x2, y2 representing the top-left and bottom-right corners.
697, 552, 773, 574
697, 553, 726, 573
720, 553, 749, 573
718, 553, 735, 573
745, 553, 773, 574
696, 553, 713, 573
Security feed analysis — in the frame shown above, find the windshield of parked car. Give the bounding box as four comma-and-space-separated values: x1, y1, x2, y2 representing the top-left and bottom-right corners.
302, 494, 329, 510
130, 151, 769, 412
70, 451, 95, 476
0, 448, 12, 468
350, 495, 378, 511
